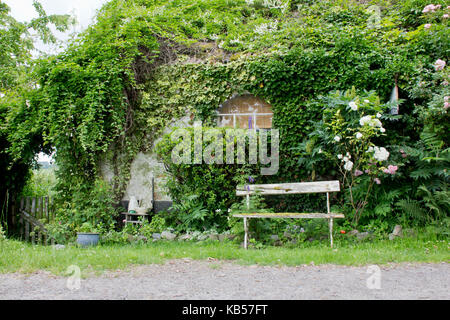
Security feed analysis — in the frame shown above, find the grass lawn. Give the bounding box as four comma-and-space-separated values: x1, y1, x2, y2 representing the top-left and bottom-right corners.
0, 237, 448, 277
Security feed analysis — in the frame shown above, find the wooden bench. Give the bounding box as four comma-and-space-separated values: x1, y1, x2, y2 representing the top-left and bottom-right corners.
232, 180, 344, 248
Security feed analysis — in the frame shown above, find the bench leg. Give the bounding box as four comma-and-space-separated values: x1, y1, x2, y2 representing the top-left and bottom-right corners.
244, 217, 248, 250
329, 217, 334, 248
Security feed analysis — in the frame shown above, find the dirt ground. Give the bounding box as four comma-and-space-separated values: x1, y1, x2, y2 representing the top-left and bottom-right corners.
0, 260, 448, 300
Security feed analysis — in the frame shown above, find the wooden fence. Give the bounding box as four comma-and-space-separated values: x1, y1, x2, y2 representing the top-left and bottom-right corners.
12, 196, 55, 245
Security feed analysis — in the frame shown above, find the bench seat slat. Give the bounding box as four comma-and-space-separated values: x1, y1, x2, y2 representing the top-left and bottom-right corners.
236, 181, 340, 196
232, 213, 345, 219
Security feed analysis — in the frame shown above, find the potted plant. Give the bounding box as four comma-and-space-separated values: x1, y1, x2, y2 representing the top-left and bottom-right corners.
76, 222, 100, 247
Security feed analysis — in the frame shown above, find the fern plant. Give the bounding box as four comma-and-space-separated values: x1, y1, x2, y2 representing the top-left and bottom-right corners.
396, 126, 449, 225
168, 195, 210, 232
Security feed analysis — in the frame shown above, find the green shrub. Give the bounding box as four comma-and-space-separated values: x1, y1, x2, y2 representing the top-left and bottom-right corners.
147, 215, 167, 234
156, 127, 262, 232
21, 168, 57, 197
0, 224, 6, 240
47, 179, 118, 243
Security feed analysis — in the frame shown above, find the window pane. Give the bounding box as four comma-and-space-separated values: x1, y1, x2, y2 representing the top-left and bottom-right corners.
217, 94, 273, 129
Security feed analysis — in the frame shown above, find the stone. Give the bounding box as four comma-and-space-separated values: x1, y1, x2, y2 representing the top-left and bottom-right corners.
225, 234, 236, 241
161, 231, 177, 240
209, 234, 219, 241
218, 234, 226, 242
392, 225, 403, 237
136, 235, 148, 242
283, 231, 292, 239
273, 240, 282, 246
356, 232, 370, 240
178, 234, 192, 241
348, 229, 359, 236
197, 234, 209, 241
404, 228, 417, 238
388, 233, 396, 241
52, 244, 65, 250
152, 233, 161, 240
270, 235, 279, 241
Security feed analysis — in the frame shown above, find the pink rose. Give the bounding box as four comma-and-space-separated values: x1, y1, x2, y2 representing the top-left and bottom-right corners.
122, 219, 127, 223
354, 169, 364, 177
401, 149, 408, 158
423, 4, 437, 13
424, 23, 432, 29
443, 80, 449, 86
434, 59, 446, 71
374, 178, 381, 185
444, 14, 449, 18
444, 102, 449, 109
383, 165, 398, 174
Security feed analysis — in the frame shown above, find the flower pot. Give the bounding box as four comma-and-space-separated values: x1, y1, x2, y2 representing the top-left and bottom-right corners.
76, 233, 100, 247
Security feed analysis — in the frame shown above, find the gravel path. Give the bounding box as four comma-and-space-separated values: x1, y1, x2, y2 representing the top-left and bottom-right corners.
0, 260, 449, 300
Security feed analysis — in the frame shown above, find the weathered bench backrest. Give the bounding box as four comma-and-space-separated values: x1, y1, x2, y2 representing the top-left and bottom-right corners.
236, 181, 340, 196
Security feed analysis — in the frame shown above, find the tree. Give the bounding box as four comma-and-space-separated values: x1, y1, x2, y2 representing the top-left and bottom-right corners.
0, 1, 73, 232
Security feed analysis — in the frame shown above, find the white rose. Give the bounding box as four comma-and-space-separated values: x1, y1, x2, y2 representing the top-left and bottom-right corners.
373, 146, 389, 161
349, 101, 358, 111
380, 127, 386, 133
356, 132, 363, 139
376, 113, 382, 118
343, 156, 349, 162
372, 118, 382, 128
364, 99, 370, 103
360, 115, 382, 127
334, 136, 341, 142
360, 115, 372, 126
344, 160, 354, 171
337, 154, 343, 159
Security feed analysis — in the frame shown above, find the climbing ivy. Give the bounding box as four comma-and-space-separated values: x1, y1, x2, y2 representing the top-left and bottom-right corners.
4, 0, 448, 233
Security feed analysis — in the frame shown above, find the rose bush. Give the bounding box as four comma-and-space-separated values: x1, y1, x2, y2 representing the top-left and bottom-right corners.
297, 88, 399, 225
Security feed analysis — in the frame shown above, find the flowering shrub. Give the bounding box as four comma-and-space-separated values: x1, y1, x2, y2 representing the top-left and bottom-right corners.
298, 88, 400, 225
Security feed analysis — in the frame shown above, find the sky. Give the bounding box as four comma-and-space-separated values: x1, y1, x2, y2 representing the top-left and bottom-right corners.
3, 0, 110, 162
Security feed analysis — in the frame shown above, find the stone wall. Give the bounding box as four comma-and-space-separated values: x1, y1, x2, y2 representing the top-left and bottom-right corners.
101, 115, 192, 210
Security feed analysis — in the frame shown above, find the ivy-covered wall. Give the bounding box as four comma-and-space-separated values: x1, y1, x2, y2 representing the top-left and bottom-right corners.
5, 0, 447, 233
109, 41, 414, 207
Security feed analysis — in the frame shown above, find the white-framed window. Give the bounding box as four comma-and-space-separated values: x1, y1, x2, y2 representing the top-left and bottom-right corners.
217, 94, 273, 129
